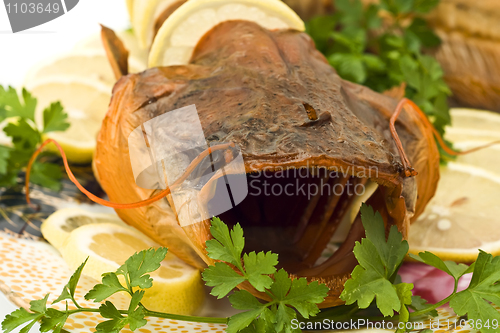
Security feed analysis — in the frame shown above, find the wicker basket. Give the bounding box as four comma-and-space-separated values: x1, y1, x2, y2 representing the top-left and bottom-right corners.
427, 0, 500, 111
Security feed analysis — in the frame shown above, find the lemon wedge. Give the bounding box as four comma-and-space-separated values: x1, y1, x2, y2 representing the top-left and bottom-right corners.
409, 108, 500, 262
25, 77, 111, 164
148, 0, 305, 67
61, 223, 205, 315
41, 208, 126, 251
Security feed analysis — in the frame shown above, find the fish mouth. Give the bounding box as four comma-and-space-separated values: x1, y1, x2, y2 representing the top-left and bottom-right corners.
210, 166, 380, 277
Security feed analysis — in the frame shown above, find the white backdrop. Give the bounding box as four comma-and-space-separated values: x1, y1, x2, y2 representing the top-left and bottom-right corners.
0, 1, 130, 330
0, 0, 130, 86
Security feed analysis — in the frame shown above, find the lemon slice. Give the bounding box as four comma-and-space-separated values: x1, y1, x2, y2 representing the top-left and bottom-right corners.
41, 208, 126, 251
450, 108, 500, 132
132, 0, 188, 49
451, 141, 500, 176
445, 109, 500, 143
73, 30, 149, 67
409, 108, 500, 262
24, 50, 145, 87
26, 77, 111, 164
149, 0, 305, 67
126, 0, 135, 21
409, 163, 500, 262
61, 223, 204, 315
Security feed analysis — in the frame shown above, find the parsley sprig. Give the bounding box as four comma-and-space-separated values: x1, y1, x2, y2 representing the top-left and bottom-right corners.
0, 86, 70, 190
4, 209, 500, 333
307, 0, 453, 159
340, 205, 411, 318
1, 247, 227, 333
333, 204, 500, 333
1, 218, 328, 333
203, 217, 329, 333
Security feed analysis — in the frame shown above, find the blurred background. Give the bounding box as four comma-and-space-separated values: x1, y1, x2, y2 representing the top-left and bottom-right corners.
285, 0, 500, 113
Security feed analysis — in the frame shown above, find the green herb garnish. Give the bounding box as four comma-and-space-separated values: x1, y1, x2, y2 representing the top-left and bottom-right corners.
203, 217, 329, 333
0, 86, 70, 190
337, 204, 500, 332
340, 205, 411, 318
4, 209, 500, 333
307, 0, 453, 159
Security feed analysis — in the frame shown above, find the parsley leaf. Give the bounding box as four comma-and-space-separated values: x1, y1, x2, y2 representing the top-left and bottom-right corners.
407, 18, 441, 48
97, 301, 127, 333
1, 308, 43, 333
1, 295, 50, 333
340, 204, 409, 317
227, 310, 268, 333
85, 272, 128, 302
94, 291, 147, 333
203, 262, 246, 299
241, 308, 278, 333
53, 258, 88, 305
395, 283, 413, 322
449, 251, 500, 333
4, 119, 40, 151
30, 162, 63, 192
205, 217, 245, 267
226, 292, 267, 333
0, 146, 10, 175
410, 251, 472, 283
409, 296, 438, 317
43, 102, 70, 133
30, 294, 49, 314
272, 269, 328, 319
243, 251, 278, 292
204, 218, 328, 332
127, 291, 147, 331
306, 0, 452, 159
0, 87, 37, 121
204, 218, 278, 297
359, 204, 408, 279
117, 247, 168, 289
39, 309, 68, 333
305, 15, 337, 53
0, 85, 70, 190
342, 264, 401, 316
